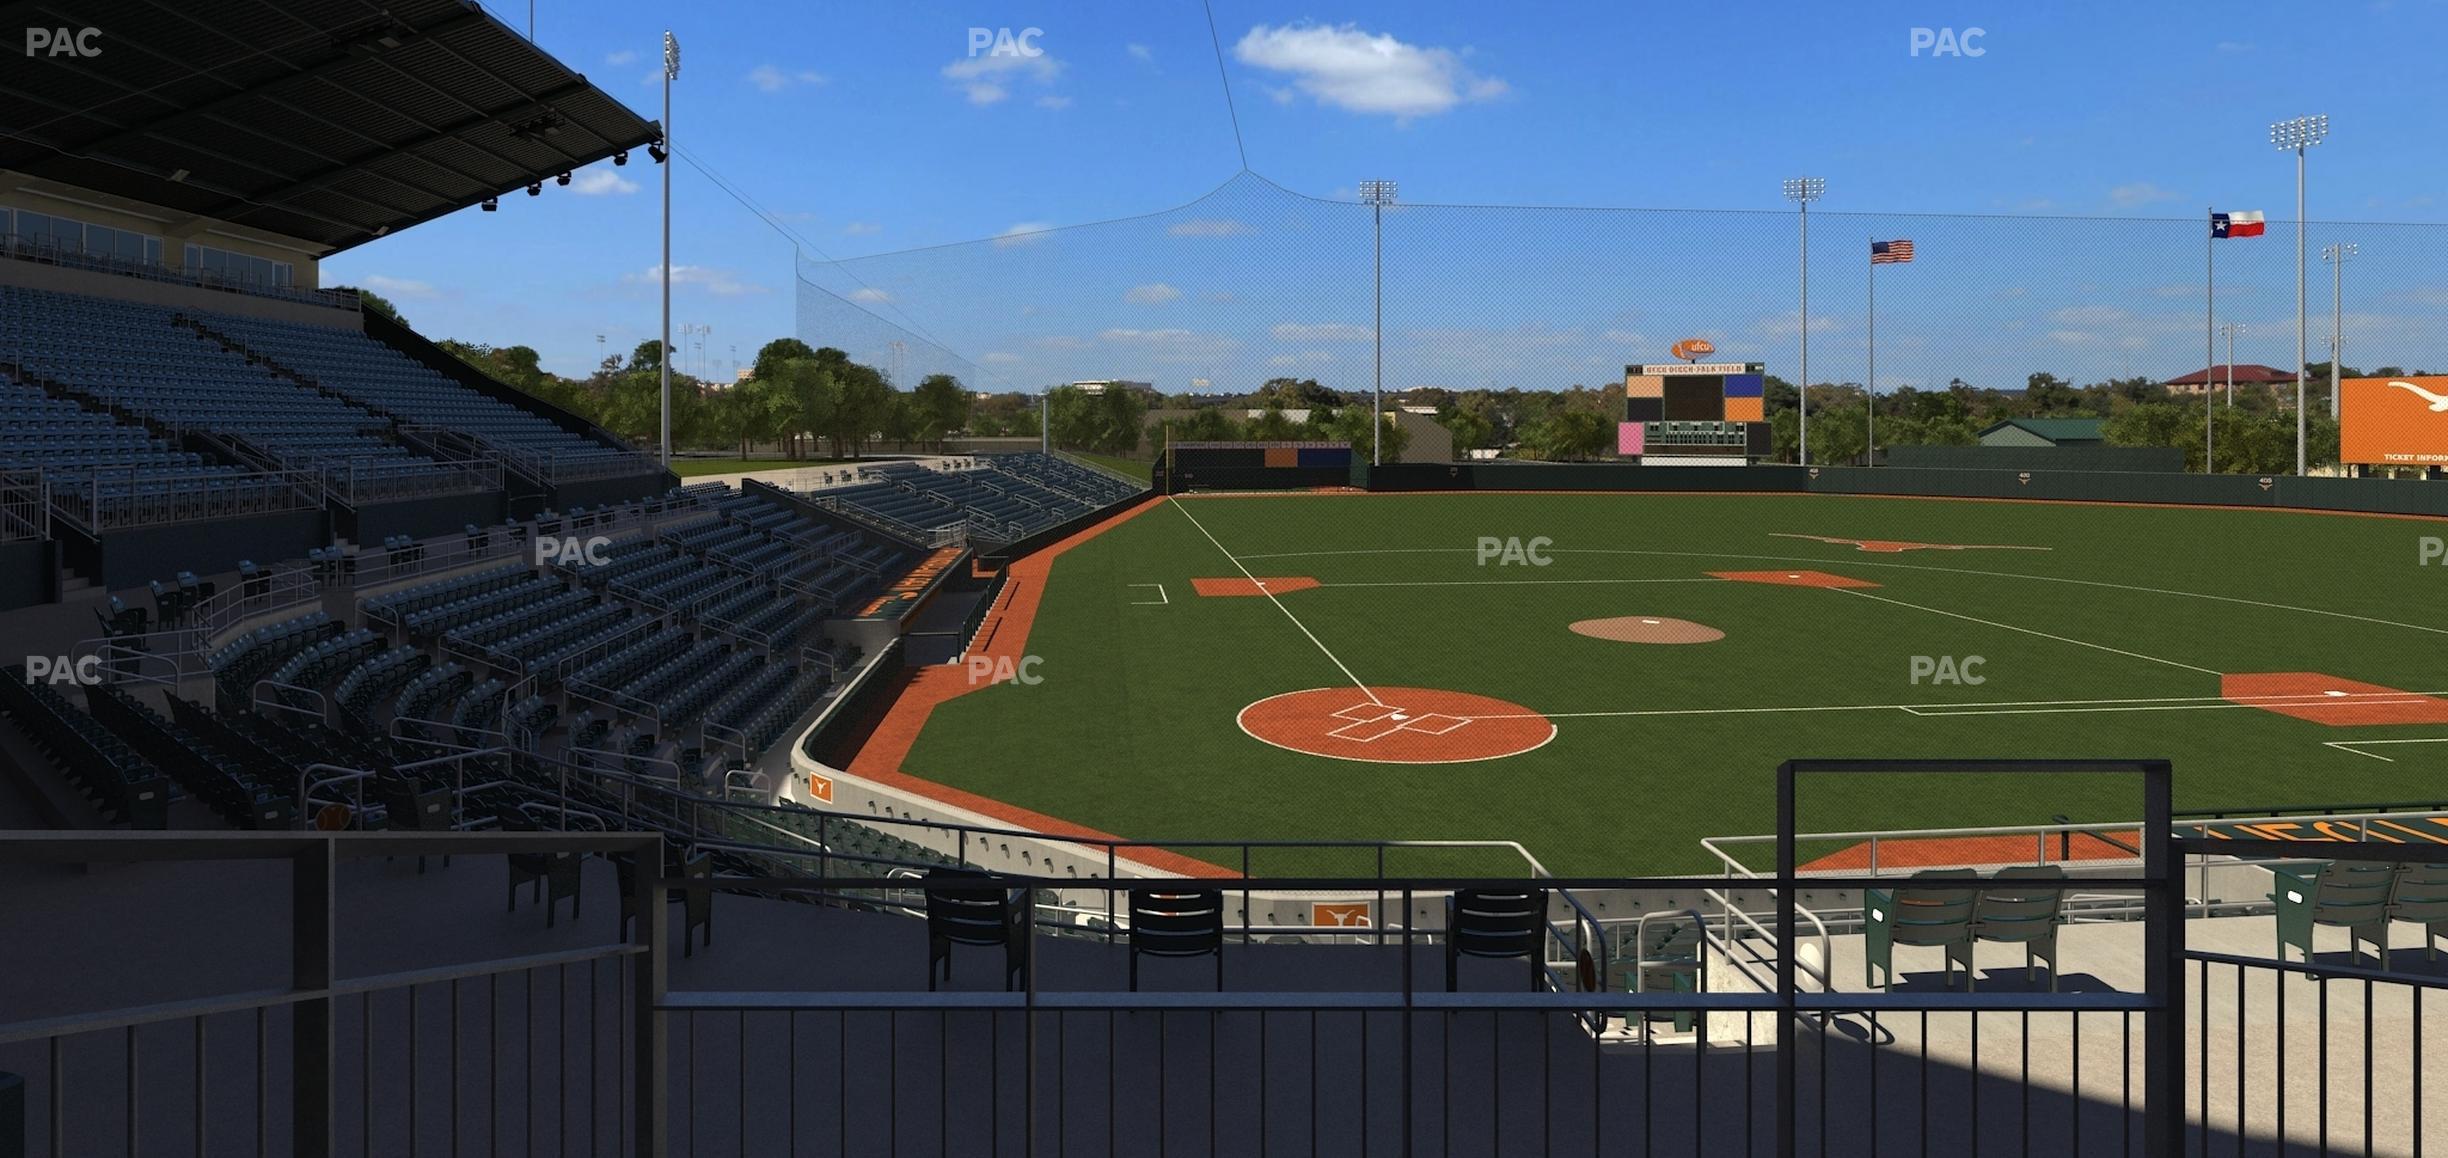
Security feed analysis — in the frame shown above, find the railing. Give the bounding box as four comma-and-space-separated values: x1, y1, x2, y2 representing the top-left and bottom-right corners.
320, 455, 501, 507
0, 467, 44, 541
798, 490, 964, 549
0, 829, 660, 1158
46, 465, 324, 533
1054, 448, 1152, 488
0, 231, 363, 309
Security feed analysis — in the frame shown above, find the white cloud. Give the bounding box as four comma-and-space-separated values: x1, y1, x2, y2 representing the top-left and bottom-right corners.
569, 168, 637, 196
1271, 322, 1373, 341
942, 51, 1064, 106
748, 65, 828, 93
1123, 282, 1182, 304
1127, 43, 1154, 64
1035, 95, 1073, 110
848, 287, 891, 303
358, 274, 439, 300
842, 221, 882, 236
1233, 22, 1508, 118
1600, 329, 1646, 346
993, 222, 1054, 248
624, 265, 767, 297
1099, 327, 1201, 343
1168, 218, 1254, 238
606, 49, 639, 66
2109, 182, 2178, 207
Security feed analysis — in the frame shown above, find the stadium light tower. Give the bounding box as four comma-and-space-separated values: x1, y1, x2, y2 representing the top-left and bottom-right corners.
2270, 114, 2326, 475
658, 30, 680, 468
2219, 322, 2245, 409
2324, 242, 2357, 420
1782, 177, 1825, 465
1359, 180, 1397, 466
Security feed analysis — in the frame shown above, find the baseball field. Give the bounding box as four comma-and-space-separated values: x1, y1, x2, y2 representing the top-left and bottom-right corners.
874, 491, 2448, 875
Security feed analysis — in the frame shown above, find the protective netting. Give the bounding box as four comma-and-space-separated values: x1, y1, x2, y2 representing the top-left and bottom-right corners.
797, 170, 2446, 397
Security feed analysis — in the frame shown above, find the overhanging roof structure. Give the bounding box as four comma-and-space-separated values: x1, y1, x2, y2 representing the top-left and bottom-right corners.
0, 0, 662, 252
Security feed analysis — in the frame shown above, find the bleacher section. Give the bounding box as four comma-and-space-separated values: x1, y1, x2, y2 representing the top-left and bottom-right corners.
195, 311, 650, 482
826, 453, 1142, 545
0, 285, 485, 506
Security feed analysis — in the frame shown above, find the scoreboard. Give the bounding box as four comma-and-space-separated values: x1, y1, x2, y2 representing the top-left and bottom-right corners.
1623, 361, 1770, 461
1624, 362, 1767, 423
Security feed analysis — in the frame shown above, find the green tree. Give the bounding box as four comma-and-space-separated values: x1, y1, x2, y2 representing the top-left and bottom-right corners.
912, 373, 972, 451
752, 337, 818, 382
340, 286, 406, 328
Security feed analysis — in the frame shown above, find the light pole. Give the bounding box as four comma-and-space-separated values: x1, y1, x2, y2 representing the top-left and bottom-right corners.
2324, 242, 2356, 420
2219, 323, 2244, 409
1783, 177, 1824, 465
2271, 114, 2326, 475
659, 31, 680, 468
1359, 180, 1397, 466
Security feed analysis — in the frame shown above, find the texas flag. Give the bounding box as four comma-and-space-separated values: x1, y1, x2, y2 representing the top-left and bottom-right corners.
2212, 210, 2266, 239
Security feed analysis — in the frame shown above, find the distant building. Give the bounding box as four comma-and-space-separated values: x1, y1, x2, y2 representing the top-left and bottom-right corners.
1978, 418, 2105, 448
2165, 364, 2295, 396
1070, 379, 1154, 396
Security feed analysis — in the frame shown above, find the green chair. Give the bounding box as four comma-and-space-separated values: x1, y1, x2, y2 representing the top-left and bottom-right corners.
1864, 869, 1979, 990
2269, 860, 2393, 965
2385, 863, 2448, 968
1971, 865, 2068, 991
1624, 912, 1705, 1034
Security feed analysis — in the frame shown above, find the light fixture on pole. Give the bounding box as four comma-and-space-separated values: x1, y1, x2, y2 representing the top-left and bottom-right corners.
2270, 114, 2326, 475
2218, 322, 2245, 409
659, 30, 680, 469
1359, 180, 1397, 467
2323, 242, 2356, 420
1782, 177, 1824, 465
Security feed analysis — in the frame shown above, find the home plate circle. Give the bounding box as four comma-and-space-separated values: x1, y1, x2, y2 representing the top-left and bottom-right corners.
1237, 687, 1556, 764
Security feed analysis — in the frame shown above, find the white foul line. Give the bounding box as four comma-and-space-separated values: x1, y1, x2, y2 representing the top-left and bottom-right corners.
2322, 737, 2448, 764
1833, 587, 2224, 677
1168, 497, 1382, 705
1319, 577, 1730, 589
1128, 583, 1169, 605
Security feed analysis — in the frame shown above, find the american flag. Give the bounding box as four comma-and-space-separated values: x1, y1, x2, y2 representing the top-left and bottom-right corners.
1871, 239, 1914, 264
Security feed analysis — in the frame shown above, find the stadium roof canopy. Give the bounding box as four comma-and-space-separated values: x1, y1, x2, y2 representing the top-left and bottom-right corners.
0, 0, 661, 253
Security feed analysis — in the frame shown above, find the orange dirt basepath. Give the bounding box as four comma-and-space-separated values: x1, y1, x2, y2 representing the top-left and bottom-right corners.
1707, 569, 1882, 589
1569, 616, 1725, 644
2221, 672, 2448, 727
1192, 576, 1321, 597
1803, 831, 2144, 872
844, 498, 1236, 879
1238, 687, 1556, 764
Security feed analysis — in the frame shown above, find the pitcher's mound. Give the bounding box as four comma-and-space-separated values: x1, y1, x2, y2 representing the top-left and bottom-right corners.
1570, 616, 1724, 644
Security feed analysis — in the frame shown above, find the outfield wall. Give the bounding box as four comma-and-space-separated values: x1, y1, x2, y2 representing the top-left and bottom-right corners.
1358, 462, 2448, 518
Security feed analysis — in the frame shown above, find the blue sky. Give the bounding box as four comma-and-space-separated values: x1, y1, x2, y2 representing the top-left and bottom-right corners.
324, 0, 2448, 392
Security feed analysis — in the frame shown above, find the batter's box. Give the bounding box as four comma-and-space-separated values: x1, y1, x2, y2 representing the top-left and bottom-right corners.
1326, 703, 1473, 742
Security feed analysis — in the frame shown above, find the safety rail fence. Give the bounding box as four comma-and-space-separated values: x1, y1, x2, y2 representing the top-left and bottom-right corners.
43, 762, 2434, 1154
797, 491, 965, 550
46, 465, 325, 534
0, 232, 364, 310
0, 830, 658, 1158
0, 468, 44, 541
320, 455, 502, 508
1054, 449, 1152, 489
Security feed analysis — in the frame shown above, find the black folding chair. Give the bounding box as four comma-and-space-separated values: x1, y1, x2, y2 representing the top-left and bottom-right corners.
925, 872, 1026, 991
1445, 887, 1548, 991
1129, 888, 1225, 990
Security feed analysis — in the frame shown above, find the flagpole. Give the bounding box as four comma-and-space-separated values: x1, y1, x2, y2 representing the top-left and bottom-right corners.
2205, 206, 2215, 474
1866, 236, 1876, 465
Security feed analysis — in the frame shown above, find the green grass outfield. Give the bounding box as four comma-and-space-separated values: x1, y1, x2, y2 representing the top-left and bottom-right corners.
901, 492, 2448, 875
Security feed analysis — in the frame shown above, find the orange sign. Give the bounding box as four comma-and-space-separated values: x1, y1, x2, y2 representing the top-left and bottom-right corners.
2342, 376, 2448, 465
1312, 901, 1373, 928
1669, 338, 1716, 362
807, 771, 834, 804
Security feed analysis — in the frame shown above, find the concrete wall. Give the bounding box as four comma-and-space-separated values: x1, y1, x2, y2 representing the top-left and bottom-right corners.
0, 248, 355, 327
2, 171, 324, 288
